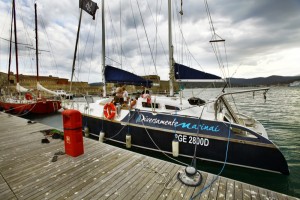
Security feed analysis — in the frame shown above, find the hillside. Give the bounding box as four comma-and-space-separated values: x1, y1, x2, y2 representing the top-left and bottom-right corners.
89, 75, 300, 88
227, 75, 300, 87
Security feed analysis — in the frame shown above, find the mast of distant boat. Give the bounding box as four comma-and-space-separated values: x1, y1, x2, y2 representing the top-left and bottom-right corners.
70, 4, 83, 93
7, 4, 14, 86
34, 2, 39, 97
12, 0, 21, 95
102, 0, 106, 97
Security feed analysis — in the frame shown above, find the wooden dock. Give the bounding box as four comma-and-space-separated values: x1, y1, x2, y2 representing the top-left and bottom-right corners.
0, 112, 298, 200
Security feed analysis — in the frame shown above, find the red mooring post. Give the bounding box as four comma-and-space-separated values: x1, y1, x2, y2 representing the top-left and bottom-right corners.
62, 109, 84, 157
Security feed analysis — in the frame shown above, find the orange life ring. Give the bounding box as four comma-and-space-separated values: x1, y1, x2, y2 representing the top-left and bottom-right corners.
103, 103, 116, 120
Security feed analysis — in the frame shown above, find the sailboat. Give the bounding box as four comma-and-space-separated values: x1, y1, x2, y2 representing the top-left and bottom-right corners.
63, 0, 289, 175
29, 2, 61, 114
0, 1, 61, 115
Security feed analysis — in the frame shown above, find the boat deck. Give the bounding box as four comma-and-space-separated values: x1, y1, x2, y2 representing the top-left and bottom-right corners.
0, 112, 297, 200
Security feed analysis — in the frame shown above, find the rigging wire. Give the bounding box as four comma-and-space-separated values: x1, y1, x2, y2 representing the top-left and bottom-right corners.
129, 0, 146, 75
204, 0, 228, 81
144, 0, 167, 88
106, 3, 133, 72
119, 0, 122, 69
144, 0, 169, 70
39, 14, 59, 77
15, 0, 35, 74
136, 0, 158, 75
171, 0, 205, 73
88, 10, 99, 83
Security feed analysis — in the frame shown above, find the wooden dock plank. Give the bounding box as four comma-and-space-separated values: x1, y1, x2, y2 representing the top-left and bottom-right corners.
208, 175, 220, 200
147, 164, 180, 200
0, 112, 298, 200
49, 150, 138, 199
234, 181, 243, 200
163, 166, 185, 200
119, 159, 164, 200
242, 182, 251, 200
129, 161, 175, 200
249, 184, 260, 200
0, 174, 16, 200
107, 158, 163, 199
65, 151, 145, 199
225, 178, 235, 200
24, 144, 125, 199
15, 141, 109, 198
217, 176, 227, 200
82, 155, 147, 199
198, 173, 216, 200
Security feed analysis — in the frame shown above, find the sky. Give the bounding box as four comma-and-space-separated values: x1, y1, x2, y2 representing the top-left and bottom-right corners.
0, 0, 299, 83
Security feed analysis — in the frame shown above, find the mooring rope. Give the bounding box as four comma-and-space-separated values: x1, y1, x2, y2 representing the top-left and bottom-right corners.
189, 122, 232, 199
140, 160, 178, 190
136, 110, 188, 167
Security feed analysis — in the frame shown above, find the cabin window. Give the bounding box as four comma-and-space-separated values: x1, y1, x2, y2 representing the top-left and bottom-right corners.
142, 102, 159, 108
165, 105, 180, 110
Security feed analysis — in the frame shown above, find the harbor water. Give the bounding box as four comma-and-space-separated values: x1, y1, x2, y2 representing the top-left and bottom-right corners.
24, 87, 300, 198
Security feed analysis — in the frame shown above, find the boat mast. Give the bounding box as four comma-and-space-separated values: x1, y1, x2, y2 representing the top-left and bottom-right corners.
70, 6, 83, 92
168, 0, 174, 96
34, 2, 39, 83
101, 0, 106, 97
7, 4, 14, 83
12, 0, 20, 89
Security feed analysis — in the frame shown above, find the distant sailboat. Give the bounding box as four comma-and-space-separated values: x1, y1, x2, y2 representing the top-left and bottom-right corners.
0, 0, 35, 115
30, 2, 61, 114
0, 1, 61, 115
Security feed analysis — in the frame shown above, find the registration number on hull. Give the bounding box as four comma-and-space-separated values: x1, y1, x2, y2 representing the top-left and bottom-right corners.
175, 134, 209, 146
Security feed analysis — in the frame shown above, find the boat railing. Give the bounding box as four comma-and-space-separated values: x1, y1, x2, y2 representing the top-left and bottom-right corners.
215, 87, 269, 125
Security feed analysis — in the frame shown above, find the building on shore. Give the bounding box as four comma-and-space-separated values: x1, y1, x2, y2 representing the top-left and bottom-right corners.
0, 72, 180, 97
0, 71, 102, 96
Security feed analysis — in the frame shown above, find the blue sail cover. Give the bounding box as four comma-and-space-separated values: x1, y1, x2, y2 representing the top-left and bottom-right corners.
174, 63, 222, 82
105, 65, 152, 87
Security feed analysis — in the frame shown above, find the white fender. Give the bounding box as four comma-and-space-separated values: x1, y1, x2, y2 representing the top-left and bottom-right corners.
99, 131, 105, 142
126, 134, 131, 148
172, 139, 179, 157
84, 126, 89, 137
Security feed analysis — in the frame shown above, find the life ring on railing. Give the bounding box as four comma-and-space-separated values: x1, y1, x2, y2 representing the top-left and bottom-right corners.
103, 102, 116, 120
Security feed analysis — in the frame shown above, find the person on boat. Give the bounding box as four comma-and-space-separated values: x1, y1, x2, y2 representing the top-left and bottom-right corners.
122, 86, 128, 104
130, 96, 138, 109
142, 90, 151, 105
111, 96, 120, 105
115, 87, 124, 104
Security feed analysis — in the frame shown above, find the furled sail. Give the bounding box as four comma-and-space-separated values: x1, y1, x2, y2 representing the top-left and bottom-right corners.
174, 63, 223, 82
16, 83, 30, 92
105, 65, 152, 87
37, 82, 58, 96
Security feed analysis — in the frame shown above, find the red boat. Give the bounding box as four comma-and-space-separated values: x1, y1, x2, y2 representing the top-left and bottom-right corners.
30, 98, 61, 114
0, 100, 33, 115
0, 95, 61, 115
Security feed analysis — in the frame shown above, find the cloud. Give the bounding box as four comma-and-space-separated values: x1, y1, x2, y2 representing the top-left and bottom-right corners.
0, 0, 299, 83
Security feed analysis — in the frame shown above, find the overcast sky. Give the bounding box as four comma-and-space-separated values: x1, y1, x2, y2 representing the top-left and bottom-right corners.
0, 0, 299, 83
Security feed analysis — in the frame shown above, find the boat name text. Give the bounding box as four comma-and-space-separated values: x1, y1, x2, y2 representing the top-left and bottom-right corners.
136, 114, 220, 133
